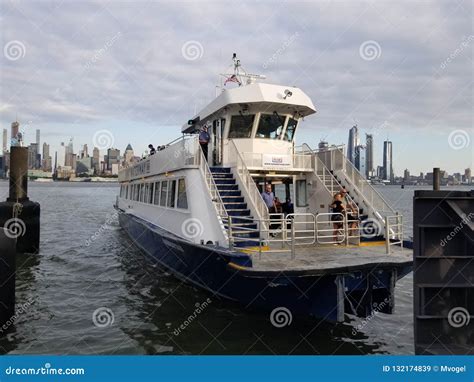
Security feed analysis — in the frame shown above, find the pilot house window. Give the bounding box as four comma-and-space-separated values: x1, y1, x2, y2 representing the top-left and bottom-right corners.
256, 113, 286, 139
228, 115, 255, 138
284, 118, 298, 141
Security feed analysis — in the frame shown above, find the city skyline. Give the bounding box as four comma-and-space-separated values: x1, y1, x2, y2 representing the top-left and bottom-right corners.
0, 1, 471, 175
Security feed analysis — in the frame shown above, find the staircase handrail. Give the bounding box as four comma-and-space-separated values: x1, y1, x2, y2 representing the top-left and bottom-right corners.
332, 145, 396, 214
197, 140, 229, 228
228, 140, 270, 223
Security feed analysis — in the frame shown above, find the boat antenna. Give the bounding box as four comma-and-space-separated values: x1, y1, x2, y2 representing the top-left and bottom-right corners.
220, 53, 266, 87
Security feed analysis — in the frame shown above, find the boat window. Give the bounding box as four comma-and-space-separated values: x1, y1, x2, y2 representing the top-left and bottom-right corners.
284, 118, 298, 141
228, 114, 255, 138
295, 179, 307, 207
154, 182, 160, 205
148, 183, 154, 204
134, 185, 139, 201
125, 185, 128, 199
160, 181, 168, 207
177, 178, 188, 209
256, 113, 286, 139
167, 180, 176, 208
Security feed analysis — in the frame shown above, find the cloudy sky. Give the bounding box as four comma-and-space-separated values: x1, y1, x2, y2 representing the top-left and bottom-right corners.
1, 0, 472, 174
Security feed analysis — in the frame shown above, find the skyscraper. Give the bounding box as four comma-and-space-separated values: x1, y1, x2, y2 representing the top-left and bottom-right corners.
11, 121, 20, 146
383, 140, 393, 183
93, 147, 100, 174
42, 142, 52, 171
28, 143, 39, 169
465, 168, 472, 185
2, 129, 7, 154
123, 143, 134, 167
365, 134, 374, 178
36, 129, 40, 146
82, 144, 89, 158
355, 145, 366, 175
57, 142, 66, 168
347, 125, 359, 164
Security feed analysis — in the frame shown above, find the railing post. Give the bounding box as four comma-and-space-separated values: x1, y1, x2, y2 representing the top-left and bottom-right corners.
385, 215, 390, 254
228, 216, 233, 250
258, 220, 262, 260
291, 222, 295, 259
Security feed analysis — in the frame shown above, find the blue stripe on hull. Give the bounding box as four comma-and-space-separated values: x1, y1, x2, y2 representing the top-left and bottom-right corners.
118, 210, 411, 322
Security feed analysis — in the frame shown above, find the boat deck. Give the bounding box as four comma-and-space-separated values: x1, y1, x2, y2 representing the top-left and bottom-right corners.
238, 243, 412, 273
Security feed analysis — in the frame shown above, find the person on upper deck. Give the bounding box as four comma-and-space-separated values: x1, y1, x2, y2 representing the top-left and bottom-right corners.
148, 144, 156, 155
199, 126, 210, 161
261, 183, 279, 235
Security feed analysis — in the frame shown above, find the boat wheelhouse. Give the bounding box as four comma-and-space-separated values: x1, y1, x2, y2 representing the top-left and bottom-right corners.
116, 56, 412, 322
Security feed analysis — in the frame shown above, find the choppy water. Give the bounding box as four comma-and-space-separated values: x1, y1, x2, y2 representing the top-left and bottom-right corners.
0, 182, 471, 355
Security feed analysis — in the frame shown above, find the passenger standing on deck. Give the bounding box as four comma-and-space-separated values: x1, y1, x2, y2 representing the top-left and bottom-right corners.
148, 144, 156, 155
261, 184, 278, 235
199, 126, 210, 161
330, 193, 345, 243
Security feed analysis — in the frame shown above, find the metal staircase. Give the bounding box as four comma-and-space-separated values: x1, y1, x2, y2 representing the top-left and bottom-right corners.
210, 167, 260, 248
300, 143, 397, 238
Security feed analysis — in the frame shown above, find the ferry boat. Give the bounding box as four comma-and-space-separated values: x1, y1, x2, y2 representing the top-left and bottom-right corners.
115, 55, 412, 322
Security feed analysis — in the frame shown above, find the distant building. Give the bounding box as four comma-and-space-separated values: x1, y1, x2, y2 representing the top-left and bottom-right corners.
354, 145, 366, 176
92, 147, 100, 174
57, 142, 66, 168
123, 143, 134, 168
65, 138, 74, 166
376, 165, 384, 179
2, 128, 7, 154
11, 121, 20, 146
347, 125, 359, 164
107, 148, 120, 171
383, 140, 393, 182
42, 142, 52, 172
464, 168, 472, 184
28, 143, 39, 169
76, 156, 94, 176
403, 169, 410, 182
36, 129, 40, 149
365, 134, 374, 178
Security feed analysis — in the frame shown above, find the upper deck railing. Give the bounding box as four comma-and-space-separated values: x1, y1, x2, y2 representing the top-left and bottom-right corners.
118, 135, 199, 182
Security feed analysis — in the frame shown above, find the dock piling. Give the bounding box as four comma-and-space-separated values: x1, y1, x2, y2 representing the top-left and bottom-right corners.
0, 228, 16, 329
